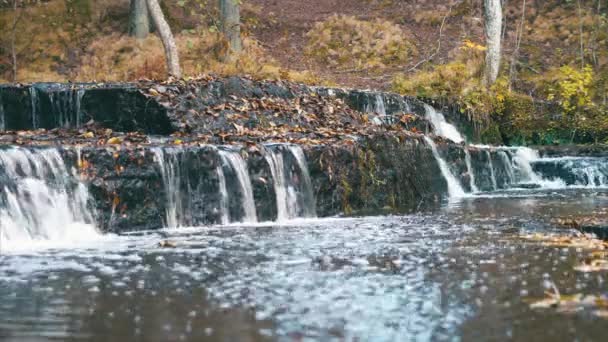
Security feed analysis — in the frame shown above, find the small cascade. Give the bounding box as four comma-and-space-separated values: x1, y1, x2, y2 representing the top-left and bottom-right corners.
365, 94, 387, 125
498, 151, 515, 185
216, 159, 230, 225
486, 150, 498, 190
264, 145, 316, 221
288, 145, 317, 218
464, 148, 479, 193
152, 148, 184, 228
424, 104, 464, 144
511, 147, 542, 184
29, 87, 39, 129
264, 146, 291, 221
0, 95, 5, 131
49, 88, 86, 128
0, 148, 98, 249
218, 150, 258, 223
424, 137, 466, 200
531, 157, 608, 188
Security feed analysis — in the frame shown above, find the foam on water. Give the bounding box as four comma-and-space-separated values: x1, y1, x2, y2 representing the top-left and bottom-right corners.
424, 137, 466, 200
424, 104, 464, 143
0, 148, 100, 253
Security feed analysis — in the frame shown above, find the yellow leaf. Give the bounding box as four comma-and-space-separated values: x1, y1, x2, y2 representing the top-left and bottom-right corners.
107, 137, 122, 145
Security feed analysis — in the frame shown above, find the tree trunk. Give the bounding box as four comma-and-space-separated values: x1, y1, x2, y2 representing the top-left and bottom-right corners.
129, 0, 151, 39
10, 0, 23, 82
484, 0, 503, 86
145, 0, 181, 78
219, 0, 242, 61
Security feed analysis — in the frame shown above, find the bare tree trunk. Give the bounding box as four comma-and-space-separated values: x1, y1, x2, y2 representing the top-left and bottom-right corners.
146, 0, 181, 78
484, 0, 503, 86
508, 0, 527, 90
576, 0, 585, 69
219, 0, 242, 61
10, 0, 23, 82
129, 0, 151, 39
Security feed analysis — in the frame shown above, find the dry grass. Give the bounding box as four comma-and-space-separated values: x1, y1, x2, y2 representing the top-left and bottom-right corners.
305, 14, 417, 72
74, 32, 320, 83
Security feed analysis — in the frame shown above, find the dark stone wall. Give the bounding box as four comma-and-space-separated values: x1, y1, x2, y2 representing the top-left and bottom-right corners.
61, 135, 450, 233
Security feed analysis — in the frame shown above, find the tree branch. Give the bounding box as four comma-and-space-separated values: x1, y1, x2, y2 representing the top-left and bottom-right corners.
407, 6, 452, 73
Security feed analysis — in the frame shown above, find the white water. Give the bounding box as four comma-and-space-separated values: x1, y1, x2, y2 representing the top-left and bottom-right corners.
464, 148, 479, 193
264, 145, 317, 221
49, 89, 86, 127
289, 145, 317, 218
29, 87, 38, 129
218, 150, 258, 223
0, 94, 5, 131
365, 94, 387, 125
424, 137, 466, 200
486, 150, 498, 190
152, 148, 184, 228
217, 159, 230, 225
0, 148, 99, 252
424, 104, 464, 144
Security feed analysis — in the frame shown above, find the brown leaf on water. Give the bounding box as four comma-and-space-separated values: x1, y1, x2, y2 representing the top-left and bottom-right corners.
158, 240, 177, 248
520, 233, 608, 250
574, 258, 608, 272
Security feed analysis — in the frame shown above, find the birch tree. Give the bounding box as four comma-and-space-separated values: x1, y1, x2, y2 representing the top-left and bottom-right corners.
145, 0, 181, 78
484, 0, 503, 86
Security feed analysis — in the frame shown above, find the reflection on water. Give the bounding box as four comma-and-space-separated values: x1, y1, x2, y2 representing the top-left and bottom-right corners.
1, 189, 608, 341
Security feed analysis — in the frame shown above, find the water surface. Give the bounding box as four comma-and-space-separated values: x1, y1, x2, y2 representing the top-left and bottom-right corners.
1, 189, 608, 341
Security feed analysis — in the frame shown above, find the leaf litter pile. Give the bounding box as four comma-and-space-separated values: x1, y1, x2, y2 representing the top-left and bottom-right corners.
0, 76, 429, 149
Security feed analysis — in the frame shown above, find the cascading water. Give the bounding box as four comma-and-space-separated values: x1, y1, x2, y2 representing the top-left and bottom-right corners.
0, 95, 5, 131
0, 148, 99, 251
289, 145, 317, 218
424, 137, 466, 200
498, 151, 515, 185
152, 148, 184, 228
424, 104, 464, 144
218, 149, 258, 223
49, 89, 86, 128
264, 145, 316, 221
29, 87, 39, 129
464, 148, 479, 193
217, 159, 230, 225
365, 94, 387, 125
486, 150, 498, 190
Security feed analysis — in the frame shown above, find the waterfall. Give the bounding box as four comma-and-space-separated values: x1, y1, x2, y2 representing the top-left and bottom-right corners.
424, 137, 466, 200
0, 148, 98, 250
216, 159, 230, 225
264, 145, 316, 221
264, 146, 291, 221
511, 147, 542, 184
49, 88, 86, 128
364, 94, 388, 125
423, 104, 464, 144
288, 145, 317, 218
464, 148, 479, 193
152, 148, 184, 228
0, 94, 5, 131
218, 150, 258, 223
498, 151, 515, 185
29, 87, 39, 129
486, 150, 498, 190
